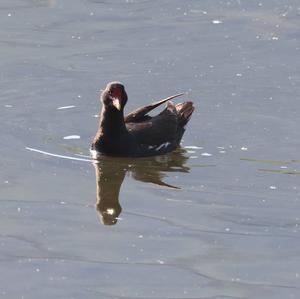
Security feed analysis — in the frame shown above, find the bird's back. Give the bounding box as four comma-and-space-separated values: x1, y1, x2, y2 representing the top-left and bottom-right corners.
125, 101, 194, 155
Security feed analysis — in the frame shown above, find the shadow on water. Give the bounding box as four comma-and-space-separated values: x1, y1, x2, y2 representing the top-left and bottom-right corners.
93, 148, 190, 226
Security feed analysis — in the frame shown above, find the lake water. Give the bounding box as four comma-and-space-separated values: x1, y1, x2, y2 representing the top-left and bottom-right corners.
1, 0, 300, 298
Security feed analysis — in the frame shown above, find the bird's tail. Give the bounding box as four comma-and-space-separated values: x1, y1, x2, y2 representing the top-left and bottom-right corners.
175, 101, 195, 127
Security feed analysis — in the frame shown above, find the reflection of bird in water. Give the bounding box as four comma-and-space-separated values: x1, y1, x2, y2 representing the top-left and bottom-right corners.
93, 148, 190, 225
94, 159, 125, 226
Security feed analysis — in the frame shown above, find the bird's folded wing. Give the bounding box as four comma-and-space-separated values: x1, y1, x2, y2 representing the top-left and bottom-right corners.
124, 93, 185, 123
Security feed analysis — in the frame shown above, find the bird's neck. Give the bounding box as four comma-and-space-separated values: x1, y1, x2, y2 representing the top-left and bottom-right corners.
99, 106, 127, 135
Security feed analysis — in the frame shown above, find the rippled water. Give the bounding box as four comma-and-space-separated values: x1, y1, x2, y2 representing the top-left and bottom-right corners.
1, 0, 300, 298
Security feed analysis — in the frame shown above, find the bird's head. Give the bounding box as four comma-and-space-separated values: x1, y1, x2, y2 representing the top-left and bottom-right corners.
101, 81, 128, 111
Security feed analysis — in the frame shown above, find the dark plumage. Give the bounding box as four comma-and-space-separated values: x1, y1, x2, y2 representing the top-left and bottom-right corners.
91, 81, 194, 157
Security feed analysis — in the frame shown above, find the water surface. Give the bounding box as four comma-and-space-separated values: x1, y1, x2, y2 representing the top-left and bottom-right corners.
1, 0, 300, 298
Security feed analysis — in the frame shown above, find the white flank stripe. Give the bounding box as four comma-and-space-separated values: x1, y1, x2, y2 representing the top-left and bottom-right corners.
155, 142, 170, 151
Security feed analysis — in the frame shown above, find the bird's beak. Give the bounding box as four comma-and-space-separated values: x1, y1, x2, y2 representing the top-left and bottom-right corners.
112, 98, 122, 111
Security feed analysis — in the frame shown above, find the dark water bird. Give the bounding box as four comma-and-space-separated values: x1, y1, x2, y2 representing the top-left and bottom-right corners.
91, 81, 194, 157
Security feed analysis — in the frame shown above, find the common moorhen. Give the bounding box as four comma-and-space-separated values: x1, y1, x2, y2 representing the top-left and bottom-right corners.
91, 81, 194, 157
